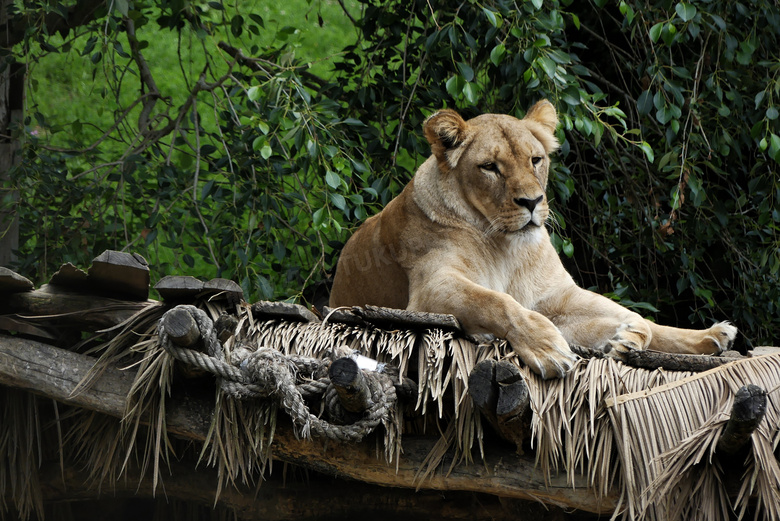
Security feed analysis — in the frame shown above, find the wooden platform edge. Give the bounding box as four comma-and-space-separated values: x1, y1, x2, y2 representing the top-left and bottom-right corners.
0, 333, 616, 515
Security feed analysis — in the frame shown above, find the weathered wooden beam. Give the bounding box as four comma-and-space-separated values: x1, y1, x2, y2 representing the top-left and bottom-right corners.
251, 300, 319, 323
33, 462, 549, 521
0, 267, 33, 292
0, 333, 616, 514
716, 384, 767, 455
162, 306, 202, 347
354, 305, 462, 332
468, 359, 531, 454
88, 250, 150, 300
622, 348, 736, 372
0, 284, 156, 331
329, 357, 370, 414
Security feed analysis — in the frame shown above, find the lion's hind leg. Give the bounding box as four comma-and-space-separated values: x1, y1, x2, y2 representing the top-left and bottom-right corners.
646, 320, 737, 355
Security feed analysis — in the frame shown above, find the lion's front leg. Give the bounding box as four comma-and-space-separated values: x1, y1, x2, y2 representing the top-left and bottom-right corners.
537, 286, 653, 355
647, 321, 737, 354
538, 286, 737, 356
408, 271, 578, 379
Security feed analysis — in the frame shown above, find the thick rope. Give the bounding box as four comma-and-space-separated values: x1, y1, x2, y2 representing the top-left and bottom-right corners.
158, 305, 399, 442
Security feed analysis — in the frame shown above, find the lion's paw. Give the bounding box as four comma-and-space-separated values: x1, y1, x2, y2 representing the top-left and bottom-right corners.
703, 321, 738, 353
519, 332, 579, 380
602, 322, 650, 355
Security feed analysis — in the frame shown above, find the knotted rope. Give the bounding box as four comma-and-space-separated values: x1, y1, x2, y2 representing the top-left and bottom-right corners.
157, 305, 402, 442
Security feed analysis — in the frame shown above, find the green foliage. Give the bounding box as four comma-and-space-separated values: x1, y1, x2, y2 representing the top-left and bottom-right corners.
3, 0, 780, 344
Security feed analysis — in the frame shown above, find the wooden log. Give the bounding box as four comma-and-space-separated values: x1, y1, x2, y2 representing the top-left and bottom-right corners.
162, 306, 201, 347
354, 305, 462, 332
0, 333, 616, 514
321, 306, 365, 326
0, 284, 156, 331
49, 262, 89, 289
621, 348, 735, 372
251, 301, 319, 323
716, 384, 767, 455
33, 462, 550, 521
88, 250, 150, 300
214, 313, 239, 344
468, 359, 530, 454
203, 278, 244, 305
154, 275, 205, 302
329, 357, 370, 414
0, 266, 33, 293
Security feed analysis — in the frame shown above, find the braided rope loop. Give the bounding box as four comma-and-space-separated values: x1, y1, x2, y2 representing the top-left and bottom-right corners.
158, 305, 400, 443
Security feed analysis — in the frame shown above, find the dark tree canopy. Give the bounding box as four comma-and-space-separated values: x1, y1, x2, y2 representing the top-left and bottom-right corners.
2, 0, 779, 345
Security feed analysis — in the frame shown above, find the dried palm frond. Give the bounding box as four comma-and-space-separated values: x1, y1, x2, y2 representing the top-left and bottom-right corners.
0, 389, 43, 520
78, 299, 780, 521
605, 355, 780, 521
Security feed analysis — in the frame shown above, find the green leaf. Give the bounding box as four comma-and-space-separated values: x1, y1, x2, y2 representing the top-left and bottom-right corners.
273, 241, 286, 262
538, 55, 557, 79
113, 0, 129, 16
767, 107, 779, 120
325, 170, 341, 189
330, 193, 346, 210
490, 44, 506, 66
562, 240, 574, 258
637, 90, 653, 115
463, 82, 479, 105
482, 7, 499, 27
312, 207, 326, 228
649, 23, 663, 43
446, 75, 465, 97
675, 3, 697, 22
247, 87, 261, 102
770, 134, 780, 161
456, 62, 474, 82
531, 0, 544, 9
260, 145, 272, 160
639, 141, 655, 163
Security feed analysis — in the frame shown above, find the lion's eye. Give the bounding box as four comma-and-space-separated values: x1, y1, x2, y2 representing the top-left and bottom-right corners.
480, 162, 500, 174
531, 156, 544, 166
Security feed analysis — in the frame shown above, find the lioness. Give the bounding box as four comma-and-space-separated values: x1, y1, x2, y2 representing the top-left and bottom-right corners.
329, 100, 737, 379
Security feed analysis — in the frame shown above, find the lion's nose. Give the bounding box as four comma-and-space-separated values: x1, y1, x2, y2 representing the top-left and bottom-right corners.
514, 195, 544, 212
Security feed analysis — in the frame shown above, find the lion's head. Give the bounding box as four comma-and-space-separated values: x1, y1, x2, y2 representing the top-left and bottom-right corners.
420, 100, 559, 238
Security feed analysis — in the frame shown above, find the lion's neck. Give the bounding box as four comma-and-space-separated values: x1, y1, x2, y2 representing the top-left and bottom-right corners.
412, 157, 488, 231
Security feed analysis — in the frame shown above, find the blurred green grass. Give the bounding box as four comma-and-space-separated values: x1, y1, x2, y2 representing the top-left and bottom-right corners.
27, 0, 360, 143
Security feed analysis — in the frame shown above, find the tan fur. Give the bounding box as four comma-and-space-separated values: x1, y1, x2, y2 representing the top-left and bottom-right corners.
329, 101, 737, 379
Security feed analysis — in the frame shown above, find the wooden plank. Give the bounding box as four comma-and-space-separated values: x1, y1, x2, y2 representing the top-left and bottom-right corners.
321, 306, 365, 326
88, 250, 150, 300
49, 262, 89, 288
154, 275, 205, 301
354, 305, 462, 331
0, 284, 156, 331
203, 278, 244, 304
0, 266, 33, 293
252, 300, 319, 323
36, 462, 538, 521
0, 333, 616, 514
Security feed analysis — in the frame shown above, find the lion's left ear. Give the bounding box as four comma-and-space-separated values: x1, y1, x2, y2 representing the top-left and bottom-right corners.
424, 109, 470, 172
524, 100, 559, 153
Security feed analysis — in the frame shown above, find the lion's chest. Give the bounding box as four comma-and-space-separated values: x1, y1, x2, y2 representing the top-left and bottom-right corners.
470, 234, 560, 309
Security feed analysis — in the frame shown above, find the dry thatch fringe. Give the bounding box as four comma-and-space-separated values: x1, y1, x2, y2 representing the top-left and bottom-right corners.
0, 389, 43, 520
85, 299, 780, 521
605, 355, 780, 521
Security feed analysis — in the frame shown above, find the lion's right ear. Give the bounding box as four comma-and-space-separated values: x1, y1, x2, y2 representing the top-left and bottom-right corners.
424, 109, 469, 172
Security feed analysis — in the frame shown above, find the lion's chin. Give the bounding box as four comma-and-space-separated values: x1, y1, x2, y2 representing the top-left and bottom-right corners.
509, 221, 541, 234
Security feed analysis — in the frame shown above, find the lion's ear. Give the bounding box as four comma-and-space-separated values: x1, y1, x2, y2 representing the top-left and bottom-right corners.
424, 109, 469, 171
524, 100, 559, 153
